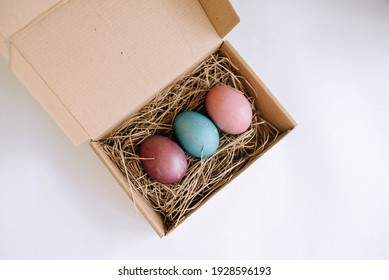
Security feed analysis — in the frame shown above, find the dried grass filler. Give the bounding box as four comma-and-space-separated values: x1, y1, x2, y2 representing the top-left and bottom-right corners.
97, 50, 279, 232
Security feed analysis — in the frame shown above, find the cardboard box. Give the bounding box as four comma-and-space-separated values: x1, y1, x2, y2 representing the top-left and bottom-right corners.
0, 0, 296, 237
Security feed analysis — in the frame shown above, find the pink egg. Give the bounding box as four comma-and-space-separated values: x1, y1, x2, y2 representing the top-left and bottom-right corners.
205, 85, 253, 134
140, 135, 187, 184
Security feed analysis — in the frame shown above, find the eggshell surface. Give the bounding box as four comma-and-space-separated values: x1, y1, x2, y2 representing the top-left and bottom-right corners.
140, 135, 187, 184
174, 111, 219, 158
205, 85, 253, 134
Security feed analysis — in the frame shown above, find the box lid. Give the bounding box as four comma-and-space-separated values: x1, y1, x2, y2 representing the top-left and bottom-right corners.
6, 0, 239, 145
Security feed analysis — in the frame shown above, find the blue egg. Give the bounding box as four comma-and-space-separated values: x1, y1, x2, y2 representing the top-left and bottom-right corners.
173, 111, 219, 158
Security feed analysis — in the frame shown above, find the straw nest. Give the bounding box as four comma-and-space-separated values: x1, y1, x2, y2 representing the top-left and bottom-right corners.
97, 50, 279, 231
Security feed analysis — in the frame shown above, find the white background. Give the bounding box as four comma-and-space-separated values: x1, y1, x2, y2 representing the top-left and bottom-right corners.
1, 0, 389, 259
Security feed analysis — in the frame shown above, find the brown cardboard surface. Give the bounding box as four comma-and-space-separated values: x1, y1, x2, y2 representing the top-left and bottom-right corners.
10, 44, 90, 143
10, 0, 224, 144
0, 0, 62, 59
199, 0, 240, 38
0, 33, 6, 59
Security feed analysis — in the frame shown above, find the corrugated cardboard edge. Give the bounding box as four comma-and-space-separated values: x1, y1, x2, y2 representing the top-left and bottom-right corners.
199, 0, 240, 38
10, 44, 90, 145
90, 141, 165, 238
9, 1, 68, 44
165, 41, 297, 235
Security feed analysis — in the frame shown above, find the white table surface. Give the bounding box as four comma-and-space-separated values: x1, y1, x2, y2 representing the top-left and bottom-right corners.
1, 0, 389, 259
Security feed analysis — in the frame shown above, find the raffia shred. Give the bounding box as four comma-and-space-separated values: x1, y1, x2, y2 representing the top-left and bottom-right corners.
97, 51, 279, 231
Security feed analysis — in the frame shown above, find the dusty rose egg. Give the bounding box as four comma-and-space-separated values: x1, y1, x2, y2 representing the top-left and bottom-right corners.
139, 135, 187, 184
205, 85, 253, 134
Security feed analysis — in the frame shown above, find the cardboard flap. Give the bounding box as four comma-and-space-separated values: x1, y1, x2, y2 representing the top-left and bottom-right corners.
9, 0, 228, 144
199, 0, 240, 38
0, 0, 63, 59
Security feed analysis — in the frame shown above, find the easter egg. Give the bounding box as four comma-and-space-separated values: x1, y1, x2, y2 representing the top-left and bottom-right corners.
173, 111, 219, 158
205, 85, 253, 134
139, 135, 187, 184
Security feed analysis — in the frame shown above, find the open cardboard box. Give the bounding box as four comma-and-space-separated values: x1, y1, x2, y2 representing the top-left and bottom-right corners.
0, 0, 296, 237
